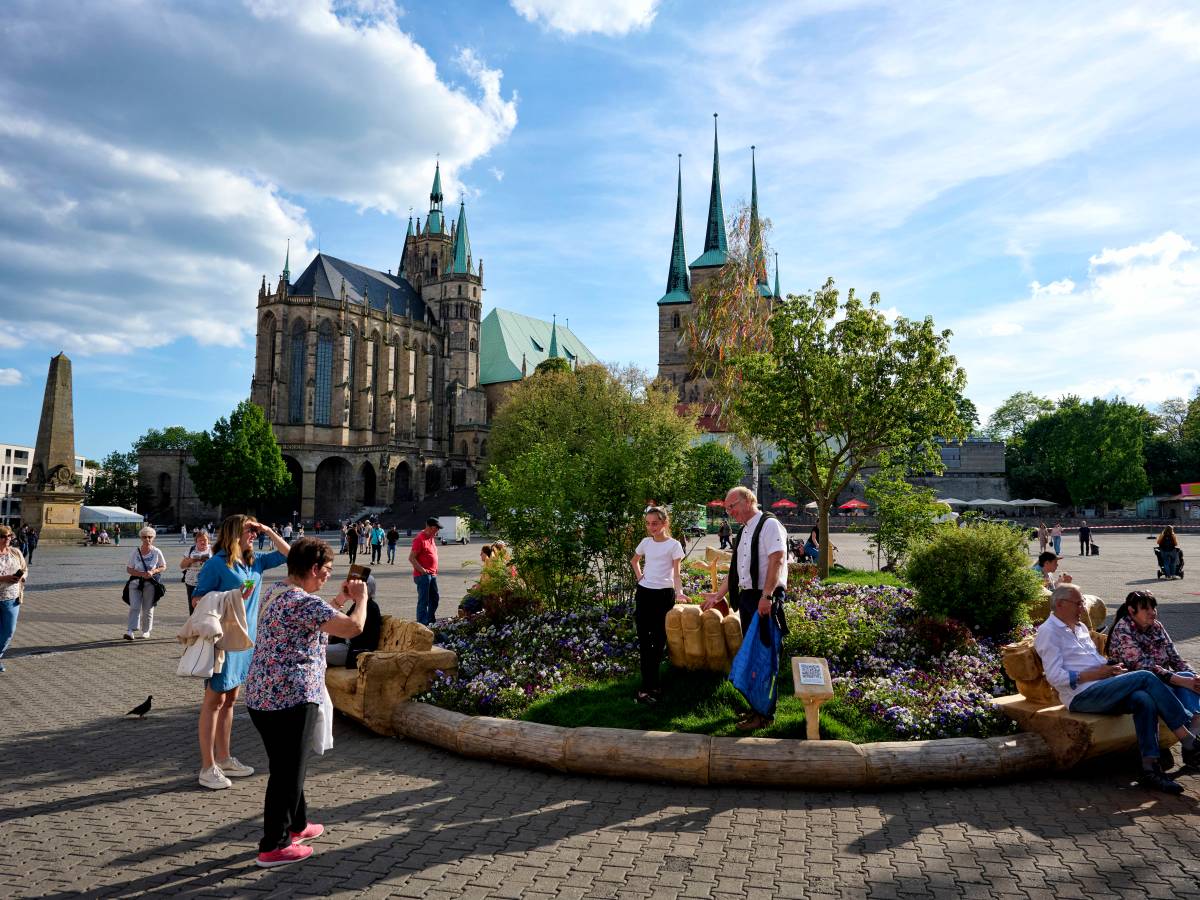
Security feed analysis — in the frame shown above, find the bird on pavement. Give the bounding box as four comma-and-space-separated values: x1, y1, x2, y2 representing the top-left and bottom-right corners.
126, 696, 153, 718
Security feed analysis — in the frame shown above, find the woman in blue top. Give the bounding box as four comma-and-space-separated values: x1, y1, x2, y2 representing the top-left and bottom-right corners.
192, 514, 289, 791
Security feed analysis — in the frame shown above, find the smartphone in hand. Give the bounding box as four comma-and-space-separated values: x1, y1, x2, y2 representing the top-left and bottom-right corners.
348, 564, 371, 581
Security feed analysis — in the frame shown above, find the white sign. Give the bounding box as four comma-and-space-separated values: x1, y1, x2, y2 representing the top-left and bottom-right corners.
798, 663, 825, 686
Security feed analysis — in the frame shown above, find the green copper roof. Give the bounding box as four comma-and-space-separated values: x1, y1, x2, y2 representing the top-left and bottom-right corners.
691, 113, 727, 269
426, 162, 445, 234
548, 316, 559, 358
749, 146, 767, 286
479, 308, 601, 385
426, 210, 444, 234
282, 238, 290, 281
430, 162, 443, 203
773, 253, 781, 299
659, 155, 691, 306
445, 200, 473, 275
406, 216, 414, 238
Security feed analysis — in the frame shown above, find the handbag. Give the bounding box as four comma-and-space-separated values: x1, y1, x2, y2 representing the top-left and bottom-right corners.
177, 639, 216, 678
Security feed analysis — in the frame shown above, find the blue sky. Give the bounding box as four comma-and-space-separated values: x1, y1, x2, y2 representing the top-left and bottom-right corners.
3, 0, 1200, 461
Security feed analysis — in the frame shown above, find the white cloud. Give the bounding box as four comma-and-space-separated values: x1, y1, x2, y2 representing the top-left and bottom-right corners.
0, 0, 517, 353
951, 231, 1200, 415
511, 0, 658, 36
0, 369, 23, 386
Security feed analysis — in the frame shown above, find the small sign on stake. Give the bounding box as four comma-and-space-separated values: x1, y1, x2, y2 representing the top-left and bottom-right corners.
791, 656, 834, 741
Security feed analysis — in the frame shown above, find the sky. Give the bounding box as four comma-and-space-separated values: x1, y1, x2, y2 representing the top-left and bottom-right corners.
2, 0, 1200, 461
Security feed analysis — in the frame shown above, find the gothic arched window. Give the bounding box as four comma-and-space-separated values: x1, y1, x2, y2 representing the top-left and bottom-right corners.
314, 321, 334, 425
288, 320, 306, 424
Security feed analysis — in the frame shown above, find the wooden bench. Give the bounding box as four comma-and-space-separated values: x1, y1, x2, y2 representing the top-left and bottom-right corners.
325, 615, 457, 737
993, 629, 1176, 768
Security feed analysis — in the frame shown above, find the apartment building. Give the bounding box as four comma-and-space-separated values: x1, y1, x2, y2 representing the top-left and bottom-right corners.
0, 443, 96, 524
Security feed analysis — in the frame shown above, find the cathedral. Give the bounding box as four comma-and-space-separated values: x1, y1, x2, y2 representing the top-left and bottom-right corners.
249, 163, 489, 522
657, 115, 781, 412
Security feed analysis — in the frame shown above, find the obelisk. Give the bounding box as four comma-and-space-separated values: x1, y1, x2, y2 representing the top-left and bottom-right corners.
21, 353, 85, 542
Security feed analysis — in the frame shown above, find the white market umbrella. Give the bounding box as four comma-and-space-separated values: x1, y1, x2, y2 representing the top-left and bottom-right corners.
938, 498, 968, 506
80, 505, 145, 524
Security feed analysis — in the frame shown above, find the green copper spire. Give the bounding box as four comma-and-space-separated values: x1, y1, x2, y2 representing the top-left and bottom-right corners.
446, 199, 473, 275
406, 215, 414, 238
659, 154, 691, 305
427, 161, 445, 234
691, 113, 728, 269
548, 315, 559, 358
749, 146, 767, 286
282, 238, 290, 281
773, 252, 780, 299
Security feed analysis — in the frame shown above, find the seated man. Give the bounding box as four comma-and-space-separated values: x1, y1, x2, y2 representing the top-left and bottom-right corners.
1031, 551, 1072, 589
327, 574, 382, 668
1035, 583, 1200, 793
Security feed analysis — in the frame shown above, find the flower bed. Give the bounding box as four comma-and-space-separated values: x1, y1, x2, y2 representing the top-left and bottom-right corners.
419, 567, 1024, 742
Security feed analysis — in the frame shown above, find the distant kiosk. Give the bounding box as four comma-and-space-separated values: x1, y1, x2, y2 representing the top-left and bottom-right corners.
21, 353, 85, 543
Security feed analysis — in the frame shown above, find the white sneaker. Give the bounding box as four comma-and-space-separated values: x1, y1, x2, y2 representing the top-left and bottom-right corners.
199, 766, 232, 790
140, 632, 152, 639
217, 756, 254, 777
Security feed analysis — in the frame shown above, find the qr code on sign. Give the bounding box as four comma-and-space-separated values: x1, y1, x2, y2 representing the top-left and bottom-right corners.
798, 663, 824, 685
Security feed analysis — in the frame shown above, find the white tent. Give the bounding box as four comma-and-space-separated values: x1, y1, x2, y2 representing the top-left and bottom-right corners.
1019, 498, 1056, 507
79, 506, 144, 524
938, 498, 968, 506
965, 498, 1011, 507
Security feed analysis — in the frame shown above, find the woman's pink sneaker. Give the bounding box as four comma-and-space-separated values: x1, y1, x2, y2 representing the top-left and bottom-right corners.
290, 823, 324, 843
255, 844, 313, 868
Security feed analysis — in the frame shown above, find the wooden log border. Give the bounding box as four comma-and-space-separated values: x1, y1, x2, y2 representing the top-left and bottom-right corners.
392, 702, 1056, 788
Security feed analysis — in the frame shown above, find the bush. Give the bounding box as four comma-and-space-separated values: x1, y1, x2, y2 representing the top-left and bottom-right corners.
904, 522, 1041, 637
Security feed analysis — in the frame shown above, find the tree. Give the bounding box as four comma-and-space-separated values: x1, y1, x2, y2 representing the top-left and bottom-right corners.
1006, 396, 1149, 508
985, 391, 1054, 441
862, 468, 943, 571
534, 357, 571, 376
134, 426, 205, 452
481, 364, 697, 606
682, 440, 746, 506
955, 394, 980, 434
1156, 397, 1189, 443
732, 279, 967, 577
188, 401, 291, 514
88, 450, 140, 509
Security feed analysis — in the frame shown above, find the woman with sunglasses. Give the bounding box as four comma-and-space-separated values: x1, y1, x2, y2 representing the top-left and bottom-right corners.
244, 537, 367, 867
191, 514, 289, 791
1108, 590, 1200, 735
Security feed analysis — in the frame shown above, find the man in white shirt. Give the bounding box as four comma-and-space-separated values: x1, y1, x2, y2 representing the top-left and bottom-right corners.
1035, 583, 1199, 793
702, 486, 787, 632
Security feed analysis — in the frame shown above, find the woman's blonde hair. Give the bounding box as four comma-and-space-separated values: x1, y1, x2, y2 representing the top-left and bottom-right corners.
215, 514, 256, 569
644, 505, 672, 537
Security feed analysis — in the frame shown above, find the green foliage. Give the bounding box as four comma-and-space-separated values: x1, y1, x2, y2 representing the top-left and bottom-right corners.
783, 597, 889, 663
682, 440, 745, 504
955, 394, 980, 433
1006, 396, 1150, 507
904, 522, 1041, 637
985, 391, 1054, 441
134, 426, 205, 452
88, 450, 140, 509
188, 401, 291, 514
480, 364, 696, 608
732, 278, 967, 577
534, 356, 571, 376
862, 468, 943, 570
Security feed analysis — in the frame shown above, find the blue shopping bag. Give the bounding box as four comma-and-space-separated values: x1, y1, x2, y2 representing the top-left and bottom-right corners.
728, 609, 782, 718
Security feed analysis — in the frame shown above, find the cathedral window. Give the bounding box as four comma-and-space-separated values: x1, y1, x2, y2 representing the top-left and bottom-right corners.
314, 321, 334, 425
457, 284, 462, 297
263, 314, 277, 381
671, 312, 680, 329
288, 321, 306, 424
469, 338, 477, 352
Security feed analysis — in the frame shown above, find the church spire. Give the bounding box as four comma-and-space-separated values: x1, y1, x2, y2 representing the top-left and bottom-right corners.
283, 239, 291, 282
549, 315, 559, 358
773, 252, 781, 300
658, 154, 690, 305
427, 161, 445, 234
749, 146, 767, 286
446, 198, 473, 275
691, 113, 728, 268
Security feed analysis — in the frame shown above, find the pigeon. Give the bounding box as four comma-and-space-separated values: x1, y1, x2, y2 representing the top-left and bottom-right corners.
126, 695, 153, 718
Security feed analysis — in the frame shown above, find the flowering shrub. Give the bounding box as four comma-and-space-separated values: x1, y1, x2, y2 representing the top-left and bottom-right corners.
416, 602, 639, 718
421, 574, 1023, 741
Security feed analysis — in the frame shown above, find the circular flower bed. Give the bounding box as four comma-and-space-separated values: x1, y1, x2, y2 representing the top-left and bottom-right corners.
419, 567, 1024, 742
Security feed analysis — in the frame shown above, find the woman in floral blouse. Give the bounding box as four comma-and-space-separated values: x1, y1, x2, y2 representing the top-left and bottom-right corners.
1108, 590, 1200, 733
244, 537, 367, 869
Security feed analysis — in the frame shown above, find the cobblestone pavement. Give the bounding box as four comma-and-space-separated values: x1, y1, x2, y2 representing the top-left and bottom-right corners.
4, 537, 1200, 898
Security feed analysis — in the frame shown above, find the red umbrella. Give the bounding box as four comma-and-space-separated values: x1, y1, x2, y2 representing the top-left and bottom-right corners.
839, 499, 869, 510
706, 500, 726, 508
771, 499, 798, 509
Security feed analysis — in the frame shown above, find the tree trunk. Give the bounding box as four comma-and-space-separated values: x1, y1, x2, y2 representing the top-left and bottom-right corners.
817, 502, 831, 579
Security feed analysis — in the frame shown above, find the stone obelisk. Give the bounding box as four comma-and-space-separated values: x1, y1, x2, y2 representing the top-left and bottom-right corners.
21, 353, 85, 542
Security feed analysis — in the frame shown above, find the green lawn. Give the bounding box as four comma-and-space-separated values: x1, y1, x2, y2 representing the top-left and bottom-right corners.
520, 666, 893, 743
820, 566, 907, 588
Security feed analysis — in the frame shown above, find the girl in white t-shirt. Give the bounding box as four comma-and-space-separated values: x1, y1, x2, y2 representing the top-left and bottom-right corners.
629, 506, 687, 704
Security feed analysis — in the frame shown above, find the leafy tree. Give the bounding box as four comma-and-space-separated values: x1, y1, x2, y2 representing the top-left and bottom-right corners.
862, 468, 943, 571
732, 278, 967, 577
985, 391, 1054, 441
682, 440, 746, 506
1006, 396, 1149, 508
534, 356, 571, 376
955, 394, 981, 434
88, 450, 140, 509
1156, 397, 1189, 443
188, 401, 291, 515
134, 426, 205, 452
481, 364, 696, 607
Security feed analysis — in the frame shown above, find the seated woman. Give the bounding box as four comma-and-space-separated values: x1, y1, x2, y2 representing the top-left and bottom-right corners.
1108, 590, 1200, 735
1158, 526, 1181, 578
326, 573, 381, 668
459, 542, 514, 617
802, 525, 820, 564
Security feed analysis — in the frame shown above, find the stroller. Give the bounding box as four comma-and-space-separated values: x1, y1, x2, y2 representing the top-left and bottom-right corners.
1155, 546, 1185, 580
